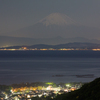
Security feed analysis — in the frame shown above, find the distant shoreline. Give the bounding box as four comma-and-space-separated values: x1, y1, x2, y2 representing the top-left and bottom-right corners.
0, 49, 100, 51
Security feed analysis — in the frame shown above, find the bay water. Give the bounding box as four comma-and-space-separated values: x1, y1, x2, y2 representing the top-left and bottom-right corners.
0, 50, 100, 85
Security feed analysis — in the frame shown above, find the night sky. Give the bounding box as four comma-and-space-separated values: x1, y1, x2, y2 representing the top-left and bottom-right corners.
0, 0, 100, 37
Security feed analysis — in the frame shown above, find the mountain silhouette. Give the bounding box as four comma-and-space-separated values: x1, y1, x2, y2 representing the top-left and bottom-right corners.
38, 13, 77, 26
0, 36, 100, 47
3, 13, 100, 39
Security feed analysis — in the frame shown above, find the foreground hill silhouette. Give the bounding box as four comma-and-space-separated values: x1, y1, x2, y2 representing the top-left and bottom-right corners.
53, 77, 100, 100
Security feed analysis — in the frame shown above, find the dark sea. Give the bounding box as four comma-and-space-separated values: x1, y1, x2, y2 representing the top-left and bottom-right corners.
0, 50, 100, 85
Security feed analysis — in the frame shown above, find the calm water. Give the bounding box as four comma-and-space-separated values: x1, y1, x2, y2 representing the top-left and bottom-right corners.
0, 50, 100, 85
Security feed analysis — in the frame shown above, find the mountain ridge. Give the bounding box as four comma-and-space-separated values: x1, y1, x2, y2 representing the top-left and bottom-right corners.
2, 13, 100, 39
1, 35, 100, 47
1, 42, 100, 50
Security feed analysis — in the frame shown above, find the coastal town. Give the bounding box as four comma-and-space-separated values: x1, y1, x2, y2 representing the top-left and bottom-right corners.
0, 82, 83, 100
0, 47, 100, 51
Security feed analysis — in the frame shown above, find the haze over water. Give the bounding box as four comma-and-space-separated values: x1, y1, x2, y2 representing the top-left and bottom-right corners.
0, 50, 100, 85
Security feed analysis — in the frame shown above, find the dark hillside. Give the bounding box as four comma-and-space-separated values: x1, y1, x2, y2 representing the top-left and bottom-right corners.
53, 77, 100, 100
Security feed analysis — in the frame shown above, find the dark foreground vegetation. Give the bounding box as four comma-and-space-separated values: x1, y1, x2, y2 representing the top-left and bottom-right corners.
51, 77, 100, 100
29, 78, 100, 100
0, 85, 11, 94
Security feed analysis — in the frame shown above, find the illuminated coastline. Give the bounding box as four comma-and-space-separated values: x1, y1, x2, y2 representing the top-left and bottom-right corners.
0, 47, 99, 51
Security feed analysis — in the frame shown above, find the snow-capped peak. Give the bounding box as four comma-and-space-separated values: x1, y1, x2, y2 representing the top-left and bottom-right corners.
38, 13, 77, 26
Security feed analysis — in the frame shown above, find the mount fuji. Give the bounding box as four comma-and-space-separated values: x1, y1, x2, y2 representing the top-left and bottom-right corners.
38, 13, 77, 26
3, 13, 100, 39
